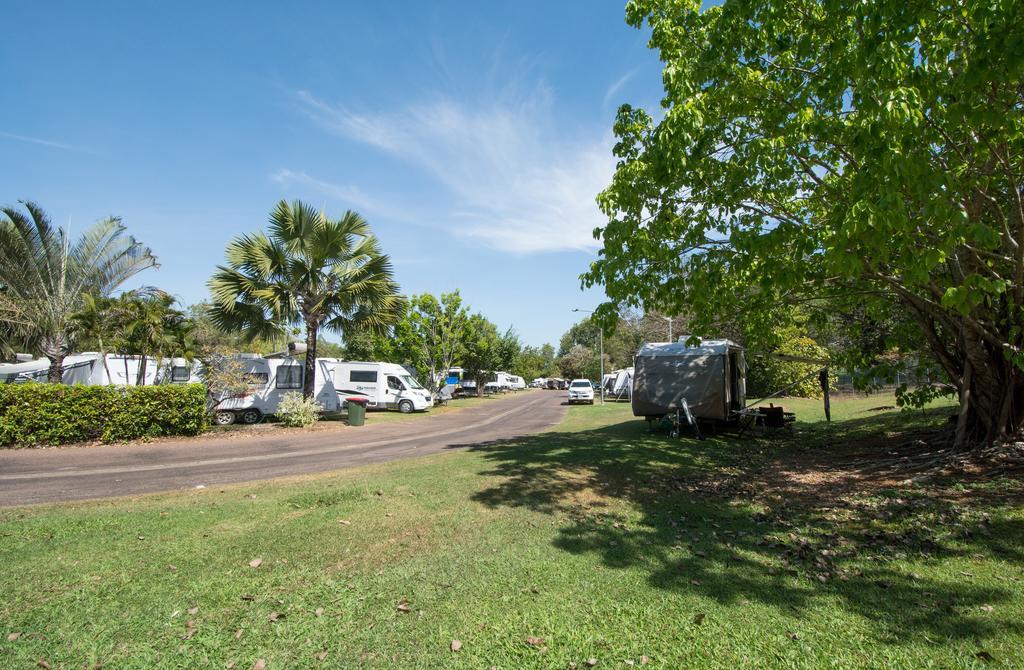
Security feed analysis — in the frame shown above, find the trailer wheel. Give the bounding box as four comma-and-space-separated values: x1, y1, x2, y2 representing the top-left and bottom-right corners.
212, 410, 236, 426
398, 400, 414, 414
239, 409, 262, 425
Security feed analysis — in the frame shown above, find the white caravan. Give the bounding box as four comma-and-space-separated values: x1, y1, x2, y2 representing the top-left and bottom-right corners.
211, 354, 340, 425
0, 353, 191, 386
326, 361, 432, 413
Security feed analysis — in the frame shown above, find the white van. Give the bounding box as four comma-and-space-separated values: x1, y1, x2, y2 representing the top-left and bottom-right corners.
327, 361, 432, 413
212, 354, 340, 425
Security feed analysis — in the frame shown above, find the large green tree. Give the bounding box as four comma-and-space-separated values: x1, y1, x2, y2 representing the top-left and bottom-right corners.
585, 0, 1024, 446
516, 343, 558, 381
0, 201, 157, 381
460, 314, 501, 397
208, 200, 404, 399
409, 291, 469, 391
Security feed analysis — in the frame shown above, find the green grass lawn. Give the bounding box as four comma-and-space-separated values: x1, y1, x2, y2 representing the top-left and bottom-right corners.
2, 395, 1021, 669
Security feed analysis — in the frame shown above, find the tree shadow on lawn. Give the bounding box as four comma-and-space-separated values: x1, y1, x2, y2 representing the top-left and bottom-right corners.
456, 410, 1024, 645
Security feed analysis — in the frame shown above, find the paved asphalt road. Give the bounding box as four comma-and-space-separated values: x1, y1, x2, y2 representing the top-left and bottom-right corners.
0, 391, 567, 507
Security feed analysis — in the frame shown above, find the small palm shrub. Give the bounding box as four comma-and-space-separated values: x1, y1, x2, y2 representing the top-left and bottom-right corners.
276, 392, 321, 427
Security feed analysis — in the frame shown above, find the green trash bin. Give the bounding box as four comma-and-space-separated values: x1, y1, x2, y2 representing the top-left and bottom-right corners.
346, 398, 367, 426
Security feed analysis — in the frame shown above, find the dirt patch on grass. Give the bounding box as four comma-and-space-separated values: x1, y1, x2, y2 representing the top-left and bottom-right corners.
670, 422, 1024, 514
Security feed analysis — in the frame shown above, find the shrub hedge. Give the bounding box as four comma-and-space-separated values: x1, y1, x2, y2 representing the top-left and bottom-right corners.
0, 383, 208, 447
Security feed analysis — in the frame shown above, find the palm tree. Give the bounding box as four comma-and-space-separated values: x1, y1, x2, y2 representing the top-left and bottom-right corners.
70, 294, 115, 382
0, 201, 157, 382
110, 291, 194, 385
208, 200, 404, 399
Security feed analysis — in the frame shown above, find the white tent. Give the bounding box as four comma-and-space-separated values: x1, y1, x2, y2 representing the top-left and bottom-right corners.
631, 338, 745, 421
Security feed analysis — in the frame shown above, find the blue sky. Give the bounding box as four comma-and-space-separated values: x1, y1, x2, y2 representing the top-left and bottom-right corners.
1, 1, 663, 346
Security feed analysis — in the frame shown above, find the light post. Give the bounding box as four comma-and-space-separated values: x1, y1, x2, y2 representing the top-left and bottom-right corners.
572, 308, 604, 404
662, 315, 673, 342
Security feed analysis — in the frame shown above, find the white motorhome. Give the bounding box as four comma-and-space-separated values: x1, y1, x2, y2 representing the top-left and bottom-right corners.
0, 352, 187, 386
327, 361, 432, 413
211, 353, 340, 425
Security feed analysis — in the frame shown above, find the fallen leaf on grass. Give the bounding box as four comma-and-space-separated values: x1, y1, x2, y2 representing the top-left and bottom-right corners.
226, 661, 235, 669
268, 612, 283, 622
188, 606, 199, 615
167, 565, 177, 573
248, 558, 263, 568
337, 520, 351, 525
693, 613, 706, 626
525, 635, 545, 647
587, 658, 598, 667
980, 604, 994, 613
640, 656, 650, 665
689, 579, 701, 586
315, 651, 328, 661
787, 631, 799, 641
37, 660, 51, 669
396, 600, 412, 613
241, 594, 255, 601
450, 639, 462, 652
252, 661, 266, 670
314, 607, 325, 617
975, 650, 995, 662
7, 632, 20, 642
181, 620, 198, 640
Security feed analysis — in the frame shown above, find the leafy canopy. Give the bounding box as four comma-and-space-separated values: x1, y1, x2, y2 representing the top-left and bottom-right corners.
585, 0, 1024, 438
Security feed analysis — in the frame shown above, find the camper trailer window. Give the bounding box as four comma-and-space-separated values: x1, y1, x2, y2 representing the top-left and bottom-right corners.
276, 365, 303, 389
171, 366, 190, 382
244, 372, 269, 386
387, 376, 403, 391
350, 370, 377, 383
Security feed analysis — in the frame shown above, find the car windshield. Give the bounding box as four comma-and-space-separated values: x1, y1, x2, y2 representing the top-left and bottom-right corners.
571, 381, 591, 388
401, 375, 423, 389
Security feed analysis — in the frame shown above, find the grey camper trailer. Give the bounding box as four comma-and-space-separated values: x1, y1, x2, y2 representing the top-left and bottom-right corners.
632, 339, 745, 421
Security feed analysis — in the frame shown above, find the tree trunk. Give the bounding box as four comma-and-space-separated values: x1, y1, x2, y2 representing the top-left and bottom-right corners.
303, 317, 319, 400
98, 336, 112, 384
952, 330, 1024, 446
136, 355, 148, 386
46, 353, 65, 384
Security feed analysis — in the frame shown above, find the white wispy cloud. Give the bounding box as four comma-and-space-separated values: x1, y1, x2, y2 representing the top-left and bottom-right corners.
270, 168, 428, 227
0, 131, 93, 153
292, 86, 614, 254
602, 68, 639, 110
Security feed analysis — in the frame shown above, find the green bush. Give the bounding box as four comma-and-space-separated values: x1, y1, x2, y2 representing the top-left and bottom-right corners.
747, 336, 835, 399
0, 383, 208, 447
276, 392, 321, 428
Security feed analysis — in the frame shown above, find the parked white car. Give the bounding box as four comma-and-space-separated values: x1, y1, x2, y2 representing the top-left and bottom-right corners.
567, 378, 595, 405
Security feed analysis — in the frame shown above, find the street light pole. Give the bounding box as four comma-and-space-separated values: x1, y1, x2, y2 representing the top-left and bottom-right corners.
663, 315, 673, 342
572, 308, 604, 404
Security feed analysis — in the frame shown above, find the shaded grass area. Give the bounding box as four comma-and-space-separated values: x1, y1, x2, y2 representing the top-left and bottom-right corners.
1, 396, 1022, 669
